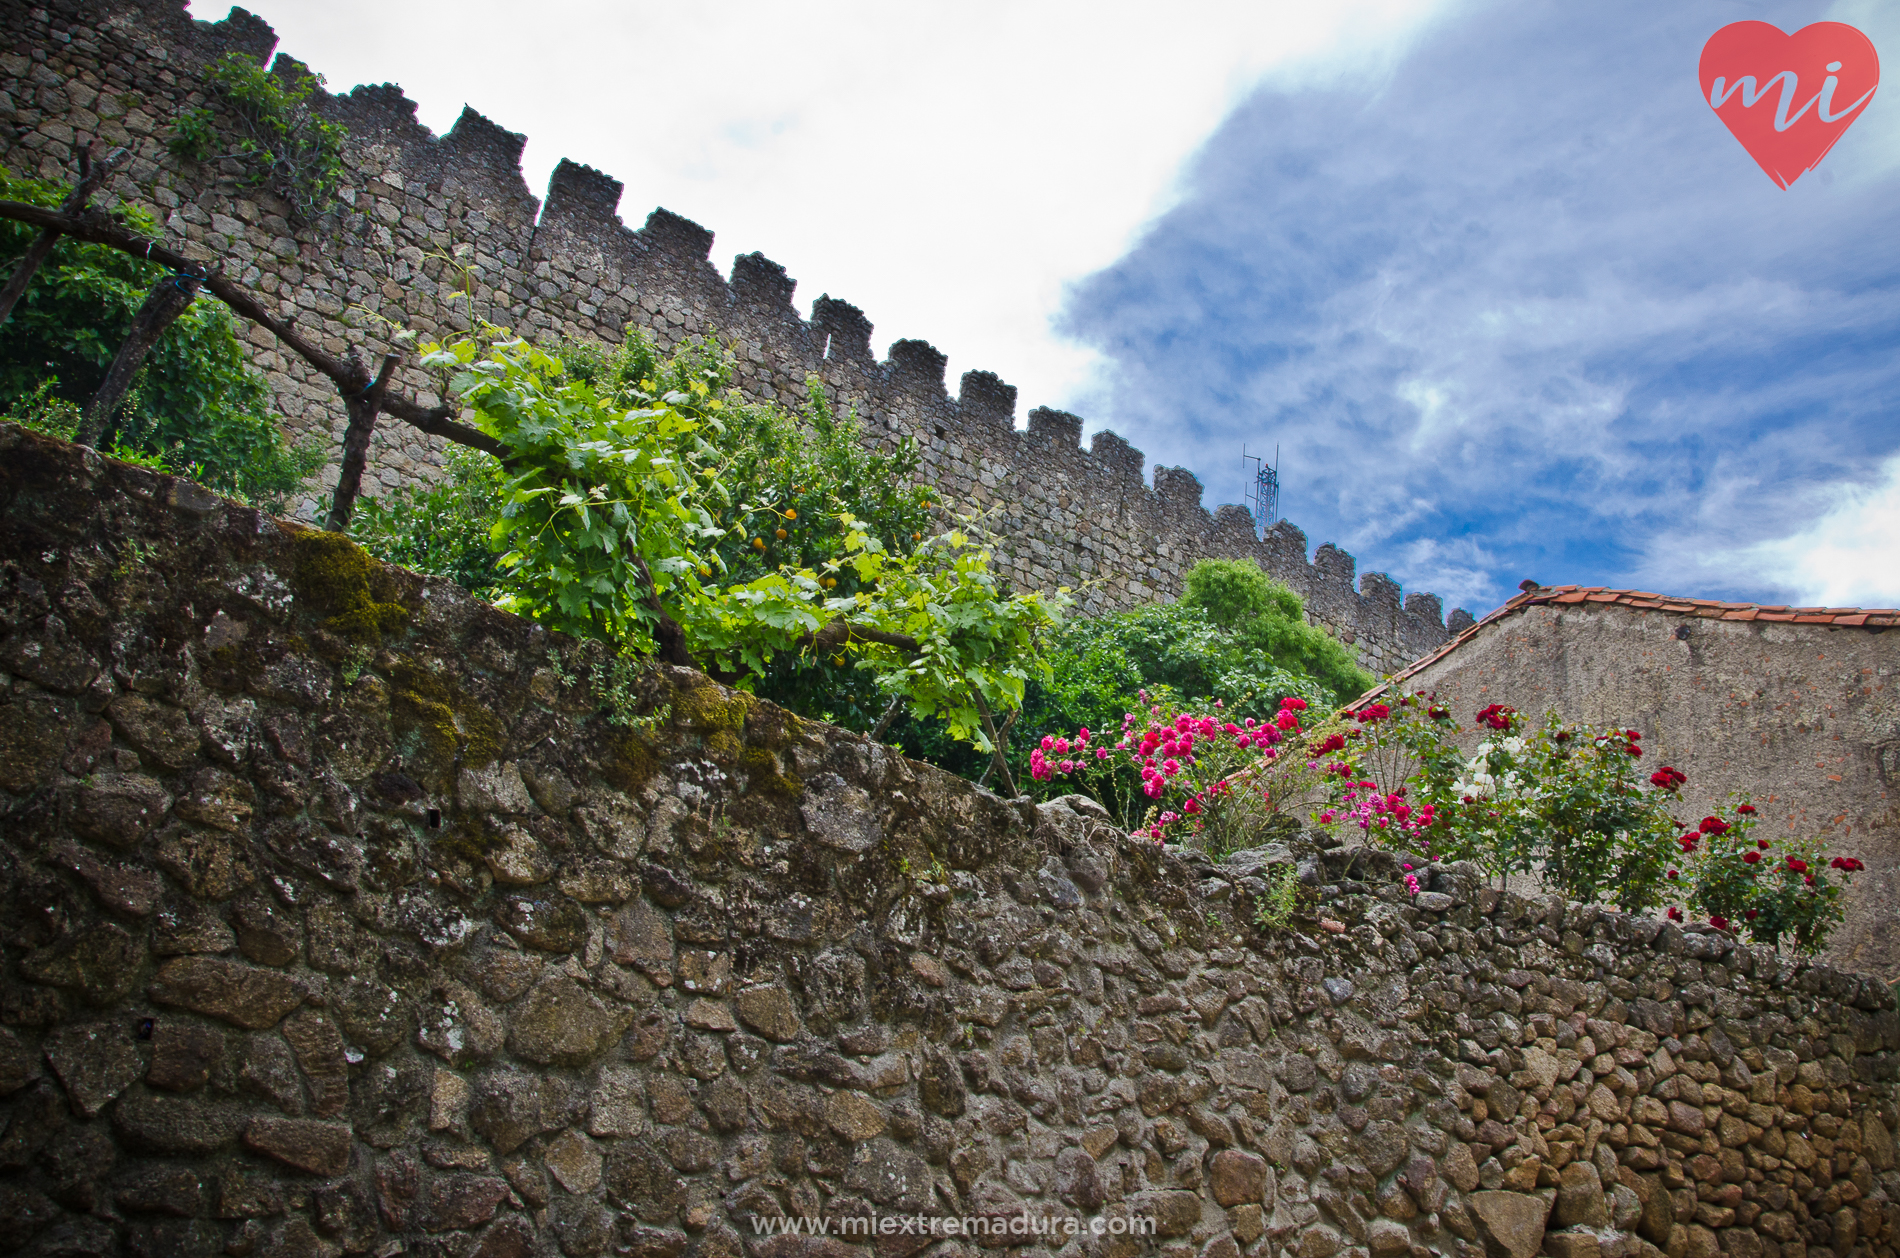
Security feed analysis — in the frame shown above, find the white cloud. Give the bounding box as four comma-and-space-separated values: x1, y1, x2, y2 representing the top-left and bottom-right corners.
1726, 455, 1900, 608
190, 0, 1456, 421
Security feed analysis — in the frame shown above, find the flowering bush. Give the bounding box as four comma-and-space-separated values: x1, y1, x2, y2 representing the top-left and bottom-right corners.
1028, 693, 1354, 853
1325, 697, 1679, 911
1674, 804, 1858, 953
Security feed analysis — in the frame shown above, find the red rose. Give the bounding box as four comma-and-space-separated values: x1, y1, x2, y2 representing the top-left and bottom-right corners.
1737, 804, 1756, 815
1474, 704, 1515, 730
1745, 909, 1759, 920
1743, 851, 1761, 864
1757, 839, 1770, 850
1699, 816, 1729, 835
1667, 907, 1683, 922
1786, 857, 1808, 874
1709, 915, 1729, 931
1667, 869, 1679, 879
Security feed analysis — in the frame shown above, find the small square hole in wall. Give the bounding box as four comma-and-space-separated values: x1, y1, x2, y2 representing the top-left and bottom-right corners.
1675, 625, 1691, 640
426, 808, 441, 829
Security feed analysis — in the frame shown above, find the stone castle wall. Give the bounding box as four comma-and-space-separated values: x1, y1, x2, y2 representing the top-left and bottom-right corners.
0, 427, 1898, 1258
0, 0, 1461, 674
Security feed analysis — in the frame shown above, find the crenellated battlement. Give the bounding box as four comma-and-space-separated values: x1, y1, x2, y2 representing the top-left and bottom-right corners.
0, 0, 1466, 673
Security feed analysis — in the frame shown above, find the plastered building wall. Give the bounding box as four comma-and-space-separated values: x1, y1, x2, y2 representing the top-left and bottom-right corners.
0, 0, 1461, 674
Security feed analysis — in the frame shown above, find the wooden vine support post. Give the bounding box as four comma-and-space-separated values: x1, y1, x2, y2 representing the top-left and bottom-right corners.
0, 194, 506, 480
323, 350, 400, 533
76, 264, 211, 447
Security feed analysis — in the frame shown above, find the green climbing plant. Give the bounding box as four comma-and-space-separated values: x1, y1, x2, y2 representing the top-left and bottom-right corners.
169, 52, 348, 222
419, 328, 1064, 751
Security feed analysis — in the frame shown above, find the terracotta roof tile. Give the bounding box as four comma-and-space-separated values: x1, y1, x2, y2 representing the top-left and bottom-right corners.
1347, 583, 1897, 710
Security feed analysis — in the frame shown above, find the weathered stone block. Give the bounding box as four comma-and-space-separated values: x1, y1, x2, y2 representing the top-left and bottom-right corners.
242, 1116, 353, 1176
1470, 1190, 1552, 1258
147, 956, 302, 1029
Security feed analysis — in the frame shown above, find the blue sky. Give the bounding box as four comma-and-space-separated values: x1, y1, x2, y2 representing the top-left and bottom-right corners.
206, 0, 1898, 616
1059, 0, 1900, 613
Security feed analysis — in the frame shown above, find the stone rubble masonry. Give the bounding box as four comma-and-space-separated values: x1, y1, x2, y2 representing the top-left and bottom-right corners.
0, 0, 1462, 675
2, 428, 1899, 1258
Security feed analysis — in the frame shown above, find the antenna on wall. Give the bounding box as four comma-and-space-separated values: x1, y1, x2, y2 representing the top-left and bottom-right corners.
1242, 443, 1280, 539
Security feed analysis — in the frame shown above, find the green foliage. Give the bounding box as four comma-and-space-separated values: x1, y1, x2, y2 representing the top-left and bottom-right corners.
0, 169, 323, 510
419, 329, 1063, 751
350, 444, 508, 596
888, 563, 1352, 794
1253, 862, 1304, 930
1680, 811, 1853, 954
1181, 558, 1375, 703
168, 52, 347, 222
557, 329, 935, 730
1331, 700, 1677, 910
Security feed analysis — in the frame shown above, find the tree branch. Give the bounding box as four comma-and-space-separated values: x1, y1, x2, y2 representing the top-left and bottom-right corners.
624, 548, 695, 668
0, 146, 127, 326
0, 199, 507, 461
972, 689, 1019, 798
869, 694, 905, 742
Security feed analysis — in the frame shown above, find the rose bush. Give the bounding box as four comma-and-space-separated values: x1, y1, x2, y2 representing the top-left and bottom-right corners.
1026, 693, 1356, 853
1673, 803, 1856, 953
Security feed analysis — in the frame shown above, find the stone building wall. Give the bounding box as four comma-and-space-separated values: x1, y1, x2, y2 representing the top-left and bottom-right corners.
0, 0, 1460, 674
1372, 599, 1899, 982
2, 429, 1900, 1258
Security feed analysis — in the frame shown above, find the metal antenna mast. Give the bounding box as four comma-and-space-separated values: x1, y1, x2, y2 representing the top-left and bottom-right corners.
1242, 444, 1280, 539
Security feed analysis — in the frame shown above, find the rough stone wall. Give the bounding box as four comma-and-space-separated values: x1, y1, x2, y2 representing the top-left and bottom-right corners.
1387, 603, 1900, 983
2, 430, 1900, 1258
0, 0, 1459, 674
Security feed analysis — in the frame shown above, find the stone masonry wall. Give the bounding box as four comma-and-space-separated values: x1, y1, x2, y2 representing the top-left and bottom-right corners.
0, 0, 1460, 675
2, 430, 1900, 1258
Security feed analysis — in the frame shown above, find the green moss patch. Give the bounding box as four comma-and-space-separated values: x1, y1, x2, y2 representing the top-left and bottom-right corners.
289, 530, 411, 645
385, 657, 508, 782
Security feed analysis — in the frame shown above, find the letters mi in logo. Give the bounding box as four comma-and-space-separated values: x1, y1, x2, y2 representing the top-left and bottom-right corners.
1699, 22, 1879, 189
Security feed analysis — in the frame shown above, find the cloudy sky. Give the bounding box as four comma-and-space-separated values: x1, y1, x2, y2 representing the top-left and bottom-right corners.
199, 0, 1898, 616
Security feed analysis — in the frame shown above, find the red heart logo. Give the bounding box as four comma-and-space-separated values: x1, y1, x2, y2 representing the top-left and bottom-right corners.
1698, 21, 1880, 189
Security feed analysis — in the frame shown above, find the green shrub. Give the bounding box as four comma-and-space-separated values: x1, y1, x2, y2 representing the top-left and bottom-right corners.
1321, 695, 1861, 950
0, 169, 323, 510
888, 574, 1346, 796
405, 328, 1060, 752
350, 444, 508, 596
1181, 557, 1374, 703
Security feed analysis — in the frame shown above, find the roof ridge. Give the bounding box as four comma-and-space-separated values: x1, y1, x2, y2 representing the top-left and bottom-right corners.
1345, 582, 1898, 710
